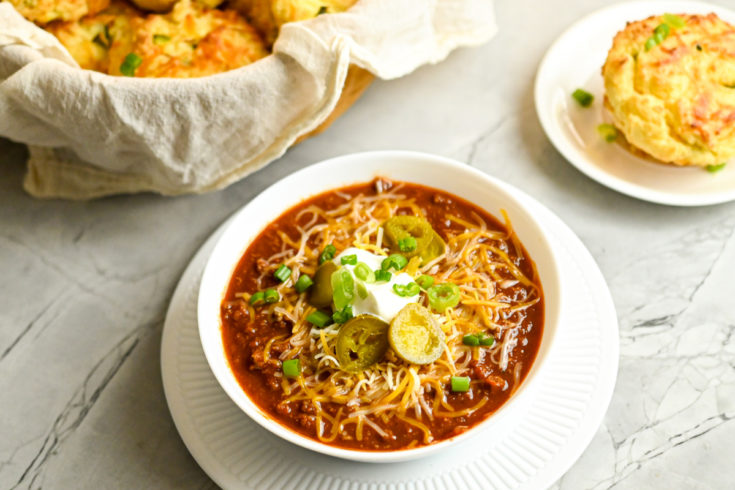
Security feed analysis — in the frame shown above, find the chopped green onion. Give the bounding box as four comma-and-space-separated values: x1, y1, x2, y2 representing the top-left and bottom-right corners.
282, 359, 300, 378
663, 13, 685, 28
398, 236, 417, 253
263, 288, 280, 304
572, 88, 594, 108
462, 334, 480, 346
332, 306, 353, 324
318, 244, 336, 265
597, 123, 618, 142
294, 274, 313, 293
354, 262, 375, 282
478, 333, 495, 346
374, 269, 392, 282
340, 254, 358, 266
330, 268, 355, 310
306, 310, 332, 328
644, 37, 658, 51
153, 34, 171, 45
450, 376, 470, 392
356, 280, 368, 300
274, 264, 291, 282
120, 53, 142, 77
653, 23, 670, 44
706, 163, 726, 173
416, 275, 435, 290
696, 44, 703, 51
392, 282, 420, 297
249, 291, 264, 306
317, 5, 328, 15
381, 253, 408, 271
427, 283, 461, 312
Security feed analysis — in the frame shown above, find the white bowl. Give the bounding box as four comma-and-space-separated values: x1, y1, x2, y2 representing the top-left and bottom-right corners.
198, 151, 563, 463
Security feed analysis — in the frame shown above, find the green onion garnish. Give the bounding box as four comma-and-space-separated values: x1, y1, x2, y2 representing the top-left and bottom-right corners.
330, 268, 355, 310
153, 34, 171, 45
597, 123, 618, 142
332, 306, 353, 324
645, 23, 671, 51
706, 163, 726, 173
249, 291, 264, 306
318, 244, 336, 265
381, 253, 408, 271
462, 334, 480, 347
416, 274, 434, 290
340, 254, 358, 266
374, 269, 392, 282
263, 288, 280, 304
663, 13, 685, 29
282, 359, 300, 378
653, 23, 670, 44
427, 283, 461, 313
294, 274, 313, 293
274, 264, 291, 282
478, 333, 495, 346
392, 282, 420, 297
696, 44, 703, 51
120, 53, 142, 77
317, 5, 328, 15
572, 88, 594, 107
306, 310, 332, 328
398, 236, 417, 253
354, 262, 375, 282
450, 376, 470, 392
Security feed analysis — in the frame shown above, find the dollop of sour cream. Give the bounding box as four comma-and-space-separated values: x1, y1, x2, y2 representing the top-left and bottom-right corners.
333, 247, 418, 323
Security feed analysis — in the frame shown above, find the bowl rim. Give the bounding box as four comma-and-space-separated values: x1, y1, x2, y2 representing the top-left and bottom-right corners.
197, 150, 564, 463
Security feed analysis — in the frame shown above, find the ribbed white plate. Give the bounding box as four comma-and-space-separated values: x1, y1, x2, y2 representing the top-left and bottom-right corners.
160, 185, 619, 490
535, 1, 735, 206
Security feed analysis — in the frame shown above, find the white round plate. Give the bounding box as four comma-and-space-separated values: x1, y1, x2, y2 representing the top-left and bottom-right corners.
535, 1, 735, 207
160, 182, 619, 490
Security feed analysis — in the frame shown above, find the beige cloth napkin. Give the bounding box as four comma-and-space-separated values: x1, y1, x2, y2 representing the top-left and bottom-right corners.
0, 0, 495, 199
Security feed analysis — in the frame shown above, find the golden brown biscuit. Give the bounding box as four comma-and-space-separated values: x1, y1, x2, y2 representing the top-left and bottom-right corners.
602, 13, 735, 167
7, 0, 110, 24
230, 0, 357, 45
107, 0, 268, 78
45, 1, 139, 71
127, 0, 222, 13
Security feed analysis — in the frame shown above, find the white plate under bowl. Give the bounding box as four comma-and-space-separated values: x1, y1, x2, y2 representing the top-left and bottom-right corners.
160, 180, 619, 489
535, 1, 735, 206
196, 151, 563, 463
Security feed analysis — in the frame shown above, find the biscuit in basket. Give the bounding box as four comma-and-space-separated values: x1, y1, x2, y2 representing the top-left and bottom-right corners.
602, 13, 735, 167
7, 0, 109, 24
45, 1, 138, 71
230, 0, 357, 45
107, 0, 268, 78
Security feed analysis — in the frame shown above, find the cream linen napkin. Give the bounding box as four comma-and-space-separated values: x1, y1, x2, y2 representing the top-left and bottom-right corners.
0, 0, 496, 199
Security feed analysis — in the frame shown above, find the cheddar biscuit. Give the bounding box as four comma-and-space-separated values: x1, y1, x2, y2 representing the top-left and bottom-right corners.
602, 13, 735, 167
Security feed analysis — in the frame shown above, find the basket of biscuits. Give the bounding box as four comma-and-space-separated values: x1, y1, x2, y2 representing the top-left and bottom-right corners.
0, 0, 495, 198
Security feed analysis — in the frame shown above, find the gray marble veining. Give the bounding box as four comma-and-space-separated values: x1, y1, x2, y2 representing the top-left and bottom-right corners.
1, 0, 734, 488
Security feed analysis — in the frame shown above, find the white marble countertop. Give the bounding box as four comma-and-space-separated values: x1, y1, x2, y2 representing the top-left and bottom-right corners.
2, 0, 734, 488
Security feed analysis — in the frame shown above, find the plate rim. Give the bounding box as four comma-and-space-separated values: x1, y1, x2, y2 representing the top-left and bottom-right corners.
534, 0, 735, 207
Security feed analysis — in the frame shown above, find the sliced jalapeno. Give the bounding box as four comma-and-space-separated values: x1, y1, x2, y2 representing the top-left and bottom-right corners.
336, 315, 390, 372
383, 216, 446, 264
308, 261, 337, 308
388, 304, 445, 365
